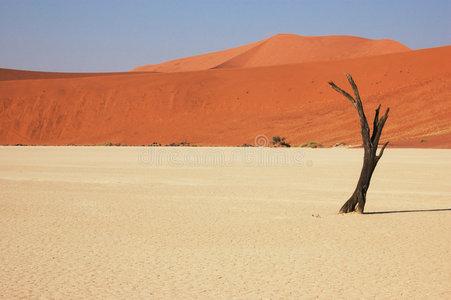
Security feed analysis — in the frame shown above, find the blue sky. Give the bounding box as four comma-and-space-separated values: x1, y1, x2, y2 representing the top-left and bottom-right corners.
0, 0, 450, 72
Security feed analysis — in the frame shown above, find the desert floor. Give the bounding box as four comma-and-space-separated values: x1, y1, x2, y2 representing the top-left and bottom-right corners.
0, 147, 450, 299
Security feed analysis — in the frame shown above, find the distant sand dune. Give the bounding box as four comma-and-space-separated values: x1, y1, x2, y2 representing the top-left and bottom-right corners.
131, 37, 267, 73
0, 46, 449, 147
0, 68, 143, 82
131, 34, 411, 72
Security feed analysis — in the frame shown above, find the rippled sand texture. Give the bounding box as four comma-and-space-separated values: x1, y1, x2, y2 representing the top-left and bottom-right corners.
0, 147, 450, 298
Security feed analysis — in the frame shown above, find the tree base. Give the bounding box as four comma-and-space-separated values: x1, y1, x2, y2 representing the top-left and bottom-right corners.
339, 196, 363, 214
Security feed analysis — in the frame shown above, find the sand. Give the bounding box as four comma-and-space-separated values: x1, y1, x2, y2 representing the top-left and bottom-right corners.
0, 68, 139, 82
0, 146, 450, 298
131, 34, 411, 72
1, 45, 450, 147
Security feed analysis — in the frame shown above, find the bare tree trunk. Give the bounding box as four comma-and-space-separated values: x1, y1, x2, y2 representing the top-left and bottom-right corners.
329, 74, 389, 213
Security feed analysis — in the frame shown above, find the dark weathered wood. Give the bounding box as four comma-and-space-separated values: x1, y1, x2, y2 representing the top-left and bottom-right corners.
328, 73, 390, 213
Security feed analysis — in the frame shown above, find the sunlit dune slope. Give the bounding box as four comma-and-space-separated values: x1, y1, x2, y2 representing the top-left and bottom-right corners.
130, 38, 267, 73
131, 34, 411, 73
0, 46, 450, 147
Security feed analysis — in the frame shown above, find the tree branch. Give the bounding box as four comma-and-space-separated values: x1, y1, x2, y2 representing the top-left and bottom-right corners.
345, 74, 371, 144
328, 81, 356, 105
373, 108, 390, 146
329, 74, 371, 146
371, 105, 381, 143
345, 73, 361, 102
376, 141, 389, 163
379, 107, 390, 127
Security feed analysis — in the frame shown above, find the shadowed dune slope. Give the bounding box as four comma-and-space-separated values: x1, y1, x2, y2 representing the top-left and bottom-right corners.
0, 46, 450, 147
131, 34, 411, 73
0, 68, 143, 82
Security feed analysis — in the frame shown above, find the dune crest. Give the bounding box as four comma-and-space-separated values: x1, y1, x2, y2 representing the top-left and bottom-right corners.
131, 38, 267, 73
131, 34, 411, 72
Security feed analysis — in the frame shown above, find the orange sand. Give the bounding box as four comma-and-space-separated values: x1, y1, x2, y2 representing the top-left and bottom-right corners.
131, 34, 411, 72
0, 68, 142, 81
1, 44, 449, 147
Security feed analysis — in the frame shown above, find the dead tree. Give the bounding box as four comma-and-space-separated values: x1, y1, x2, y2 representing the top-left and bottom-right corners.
328, 73, 389, 213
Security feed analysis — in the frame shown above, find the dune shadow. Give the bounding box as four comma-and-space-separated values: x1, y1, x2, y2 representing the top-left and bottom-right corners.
364, 208, 451, 215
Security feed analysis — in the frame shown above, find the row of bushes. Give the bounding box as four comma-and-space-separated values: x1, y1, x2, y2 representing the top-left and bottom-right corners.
13, 140, 430, 148
4, 141, 324, 147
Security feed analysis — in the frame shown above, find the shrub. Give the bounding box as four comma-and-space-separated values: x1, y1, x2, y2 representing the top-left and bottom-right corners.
272, 136, 291, 147
332, 142, 346, 147
280, 142, 291, 147
166, 141, 191, 147
300, 142, 323, 148
96, 142, 120, 146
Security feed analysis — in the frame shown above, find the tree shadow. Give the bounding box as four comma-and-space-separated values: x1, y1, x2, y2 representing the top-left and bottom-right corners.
364, 208, 451, 215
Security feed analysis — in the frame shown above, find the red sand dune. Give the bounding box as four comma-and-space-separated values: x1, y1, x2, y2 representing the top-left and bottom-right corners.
0, 68, 143, 82
0, 44, 450, 148
131, 34, 411, 73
